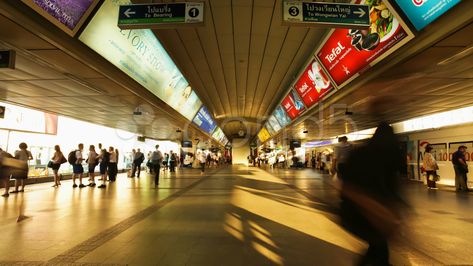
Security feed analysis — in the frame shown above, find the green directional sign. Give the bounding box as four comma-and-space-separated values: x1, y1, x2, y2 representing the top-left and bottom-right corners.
283, 1, 370, 29
118, 3, 204, 29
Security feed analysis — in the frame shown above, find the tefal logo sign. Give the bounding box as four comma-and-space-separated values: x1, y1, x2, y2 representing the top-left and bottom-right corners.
412, 0, 425, 6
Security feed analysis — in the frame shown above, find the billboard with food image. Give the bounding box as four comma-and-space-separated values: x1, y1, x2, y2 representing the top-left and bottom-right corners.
316, 0, 414, 88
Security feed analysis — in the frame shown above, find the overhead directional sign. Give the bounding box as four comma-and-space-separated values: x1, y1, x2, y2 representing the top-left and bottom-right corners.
283, 1, 370, 29
0, 50, 15, 69
118, 2, 204, 29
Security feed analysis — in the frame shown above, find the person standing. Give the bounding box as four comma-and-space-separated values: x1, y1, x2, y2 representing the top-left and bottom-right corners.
199, 151, 206, 174
452, 145, 469, 192
332, 136, 352, 179
10, 142, 33, 193
51, 145, 65, 187
131, 148, 144, 178
97, 144, 109, 188
108, 147, 118, 182
151, 145, 163, 186
422, 145, 439, 189
169, 151, 176, 172
71, 143, 86, 188
163, 153, 169, 172
87, 145, 98, 187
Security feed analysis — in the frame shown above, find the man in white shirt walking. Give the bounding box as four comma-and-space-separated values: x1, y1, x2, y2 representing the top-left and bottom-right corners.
73, 143, 86, 188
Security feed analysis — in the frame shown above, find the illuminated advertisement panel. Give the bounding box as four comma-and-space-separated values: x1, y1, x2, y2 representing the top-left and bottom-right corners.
21, 0, 101, 36
265, 122, 276, 136
212, 127, 227, 144
273, 106, 291, 127
192, 106, 217, 135
268, 115, 282, 133
257, 127, 271, 143
294, 59, 334, 108
0, 102, 58, 135
394, 0, 461, 30
316, 0, 414, 88
79, 0, 202, 121
281, 89, 306, 120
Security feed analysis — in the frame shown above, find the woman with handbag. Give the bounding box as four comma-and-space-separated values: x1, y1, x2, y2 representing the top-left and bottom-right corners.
423, 145, 439, 189
50, 145, 66, 187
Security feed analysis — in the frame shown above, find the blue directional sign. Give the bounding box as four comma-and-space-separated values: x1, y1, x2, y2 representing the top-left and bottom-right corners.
118, 2, 204, 29
283, 1, 370, 29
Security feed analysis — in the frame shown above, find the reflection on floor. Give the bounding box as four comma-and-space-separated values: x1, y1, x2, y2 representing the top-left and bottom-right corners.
0, 165, 471, 265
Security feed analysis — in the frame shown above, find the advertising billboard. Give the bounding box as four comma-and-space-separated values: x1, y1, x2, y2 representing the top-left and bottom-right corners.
0, 102, 58, 135
316, 0, 414, 88
79, 0, 202, 121
393, 0, 461, 31
257, 127, 271, 143
265, 122, 276, 136
267, 115, 282, 133
294, 59, 334, 108
281, 89, 306, 120
273, 106, 292, 128
192, 106, 217, 135
212, 127, 226, 143
21, 0, 101, 36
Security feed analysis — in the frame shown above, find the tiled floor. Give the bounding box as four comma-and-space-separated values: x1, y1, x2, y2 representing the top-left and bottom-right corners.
0, 165, 472, 265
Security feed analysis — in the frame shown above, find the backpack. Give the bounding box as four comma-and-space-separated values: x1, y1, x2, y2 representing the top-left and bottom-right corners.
68, 150, 78, 165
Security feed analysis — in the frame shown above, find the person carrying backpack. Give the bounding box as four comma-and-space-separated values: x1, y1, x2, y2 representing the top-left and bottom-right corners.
69, 143, 86, 188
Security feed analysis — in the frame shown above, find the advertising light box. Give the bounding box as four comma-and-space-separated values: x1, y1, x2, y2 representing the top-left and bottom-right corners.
0, 102, 58, 135
21, 0, 101, 36
212, 127, 225, 143
257, 127, 271, 143
265, 122, 276, 136
192, 106, 217, 135
268, 115, 282, 133
393, 0, 461, 31
274, 106, 292, 127
294, 59, 334, 108
281, 89, 306, 120
79, 0, 202, 121
316, 0, 414, 88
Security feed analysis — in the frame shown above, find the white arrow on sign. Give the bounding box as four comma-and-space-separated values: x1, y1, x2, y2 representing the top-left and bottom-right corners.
353, 8, 366, 18
124, 8, 136, 18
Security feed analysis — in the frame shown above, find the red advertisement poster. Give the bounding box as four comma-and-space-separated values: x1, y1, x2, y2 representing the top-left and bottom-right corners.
281, 89, 306, 120
316, 0, 413, 87
294, 59, 334, 108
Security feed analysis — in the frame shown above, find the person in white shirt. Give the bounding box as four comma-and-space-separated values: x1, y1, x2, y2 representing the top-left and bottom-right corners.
422, 145, 439, 189
73, 143, 86, 188
87, 145, 98, 187
151, 145, 164, 185
108, 147, 118, 182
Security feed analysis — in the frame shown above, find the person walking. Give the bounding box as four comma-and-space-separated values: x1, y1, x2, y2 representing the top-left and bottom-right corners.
51, 145, 66, 187
169, 151, 176, 172
341, 122, 404, 266
151, 145, 163, 186
87, 145, 98, 187
332, 136, 352, 179
162, 153, 169, 172
199, 151, 206, 174
452, 145, 469, 192
10, 142, 33, 193
71, 143, 86, 188
0, 148, 13, 197
131, 148, 144, 178
422, 145, 439, 189
108, 147, 118, 182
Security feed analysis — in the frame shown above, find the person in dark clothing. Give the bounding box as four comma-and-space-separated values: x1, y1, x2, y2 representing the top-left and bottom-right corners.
340, 121, 404, 266
131, 148, 145, 178
452, 145, 469, 192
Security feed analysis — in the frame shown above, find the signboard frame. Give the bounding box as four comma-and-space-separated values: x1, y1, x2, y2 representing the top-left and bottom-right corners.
282, 1, 370, 29
118, 2, 205, 29
20, 0, 102, 37
314, 0, 415, 89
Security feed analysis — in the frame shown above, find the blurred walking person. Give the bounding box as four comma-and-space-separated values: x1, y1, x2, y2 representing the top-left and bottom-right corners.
11, 142, 33, 193
131, 148, 144, 178
151, 145, 163, 186
340, 122, 404, 266
199, 151, 206, 174
422, 145, 439, 189
332, 136, 351, 179
0, 148, 13, 197
452, 145, 469, 192
51, 145, 66, 187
